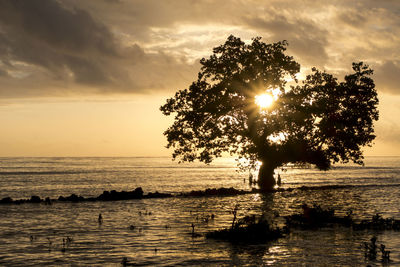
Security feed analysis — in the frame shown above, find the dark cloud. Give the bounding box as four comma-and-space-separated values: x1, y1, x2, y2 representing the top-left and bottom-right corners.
0, 0, 199, 97
0, 0, 117, 55
0, 0, 120, 86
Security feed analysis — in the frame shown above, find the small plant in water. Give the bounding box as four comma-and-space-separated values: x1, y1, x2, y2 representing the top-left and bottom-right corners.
47, 237, 52, 252
121, 257, 128, 266
231, 204, 239, 230
380, 244, 391, 263
364, 236, 377, 260
363, 236, 391, 263
190, 223, 201, 238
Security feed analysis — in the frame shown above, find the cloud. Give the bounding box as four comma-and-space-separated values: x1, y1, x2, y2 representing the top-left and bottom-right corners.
0, 0, 399, 98
336, 9, 368, 28
244, 14, 329, 67
0, 0, 118, 82
0, 0, 199, 97
374, 61, 400, 94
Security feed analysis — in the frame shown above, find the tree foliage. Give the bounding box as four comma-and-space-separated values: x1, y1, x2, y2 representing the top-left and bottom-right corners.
160, 35, 379, 176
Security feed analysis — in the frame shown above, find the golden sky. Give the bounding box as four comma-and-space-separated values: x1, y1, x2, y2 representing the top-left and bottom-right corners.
0, 0, 399, 156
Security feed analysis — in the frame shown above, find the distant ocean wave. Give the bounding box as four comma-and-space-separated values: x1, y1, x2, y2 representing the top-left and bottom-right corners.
117, 166, 236, 169
330, 166, 396, 170
0, 171, 103, 175
0, 166, 237, 175
289, 183, 400, 191
284, 175, 399, 185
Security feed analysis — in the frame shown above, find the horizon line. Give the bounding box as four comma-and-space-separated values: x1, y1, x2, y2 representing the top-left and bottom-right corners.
0, 155, 399, 158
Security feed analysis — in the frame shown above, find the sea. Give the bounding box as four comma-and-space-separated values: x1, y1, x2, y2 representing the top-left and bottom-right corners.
0, 156, 399, 266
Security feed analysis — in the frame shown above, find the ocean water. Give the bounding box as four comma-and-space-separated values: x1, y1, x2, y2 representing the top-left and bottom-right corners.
0, 156, 399, 266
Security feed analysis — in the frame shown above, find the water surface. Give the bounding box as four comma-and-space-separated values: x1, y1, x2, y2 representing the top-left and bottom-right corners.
0, 157, 399, 266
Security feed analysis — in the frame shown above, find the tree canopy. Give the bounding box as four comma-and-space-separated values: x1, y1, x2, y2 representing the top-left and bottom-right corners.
160, 35, 379, 191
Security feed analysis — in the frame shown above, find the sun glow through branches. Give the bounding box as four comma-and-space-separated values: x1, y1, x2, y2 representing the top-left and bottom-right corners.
255, 93, 274, 108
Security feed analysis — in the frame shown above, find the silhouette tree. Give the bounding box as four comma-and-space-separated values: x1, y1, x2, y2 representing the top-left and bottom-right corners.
160, 35, 379, 191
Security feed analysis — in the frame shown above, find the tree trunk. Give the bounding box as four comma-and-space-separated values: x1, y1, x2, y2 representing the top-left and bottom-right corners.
257, 161, 277, 192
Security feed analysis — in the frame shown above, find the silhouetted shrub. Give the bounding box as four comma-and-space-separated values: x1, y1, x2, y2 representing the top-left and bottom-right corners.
207, 215, 283, 243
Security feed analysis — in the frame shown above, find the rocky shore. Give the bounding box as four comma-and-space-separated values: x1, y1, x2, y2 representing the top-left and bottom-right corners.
0, 186, 259, 204
2, 183, 399, 205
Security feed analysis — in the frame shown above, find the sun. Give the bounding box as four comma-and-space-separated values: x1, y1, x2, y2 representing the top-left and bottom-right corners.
255, 93, 274, 108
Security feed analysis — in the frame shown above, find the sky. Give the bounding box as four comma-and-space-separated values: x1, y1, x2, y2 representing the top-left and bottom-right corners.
0, 0, 399, 157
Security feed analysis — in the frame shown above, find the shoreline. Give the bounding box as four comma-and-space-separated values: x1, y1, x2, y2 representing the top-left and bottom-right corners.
0, 187, 257, 204
2, 183, 400, 205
